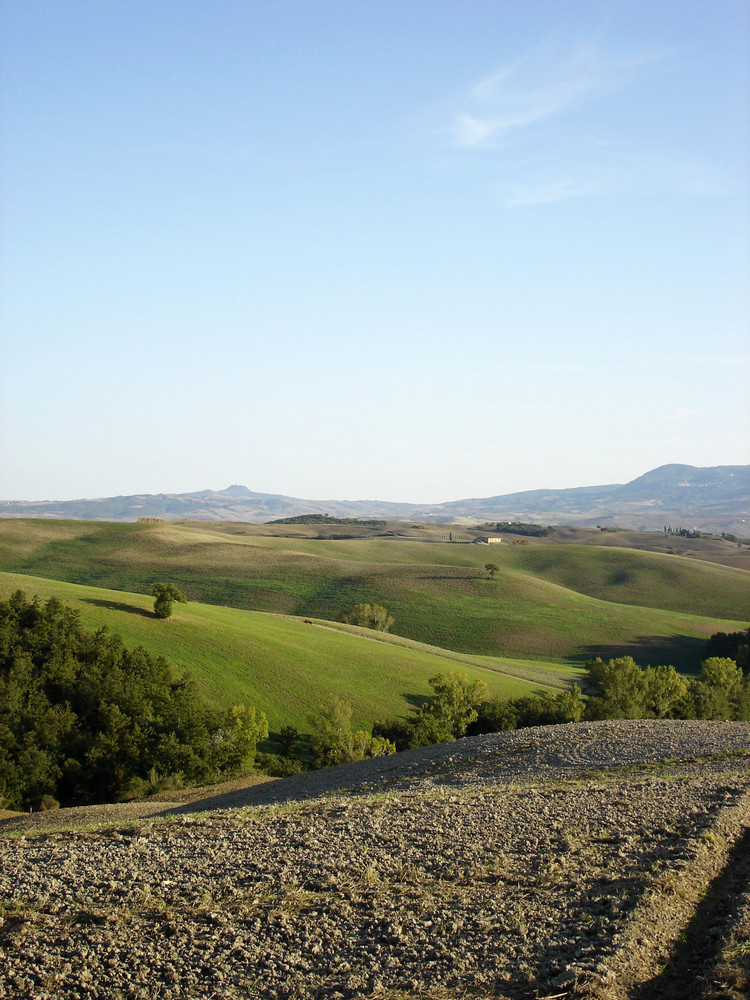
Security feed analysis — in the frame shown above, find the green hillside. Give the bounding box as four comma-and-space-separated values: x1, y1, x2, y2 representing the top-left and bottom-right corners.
0, 572, 566, 737
503, 544, 750, 620
1, 519, 747, 671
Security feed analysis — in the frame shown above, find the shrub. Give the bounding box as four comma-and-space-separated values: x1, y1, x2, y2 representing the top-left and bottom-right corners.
256, 753, 305, 777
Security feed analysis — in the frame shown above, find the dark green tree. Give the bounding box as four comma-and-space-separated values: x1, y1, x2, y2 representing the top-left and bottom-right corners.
149, 583, 187, 619
484, 562, 499, 580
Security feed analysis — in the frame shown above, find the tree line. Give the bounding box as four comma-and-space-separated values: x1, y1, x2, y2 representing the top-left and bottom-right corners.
372, 654, 750, 753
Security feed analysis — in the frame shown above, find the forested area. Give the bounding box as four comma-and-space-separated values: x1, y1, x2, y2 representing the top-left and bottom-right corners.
0, 592, 267, 810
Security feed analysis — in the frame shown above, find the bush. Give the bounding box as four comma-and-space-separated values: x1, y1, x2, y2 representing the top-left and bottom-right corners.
256, 753, 305, 777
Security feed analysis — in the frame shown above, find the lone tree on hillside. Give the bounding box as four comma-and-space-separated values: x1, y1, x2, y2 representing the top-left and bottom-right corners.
343, 603, 394, 632
149, 583, 187, 619
485, 562, 499, 580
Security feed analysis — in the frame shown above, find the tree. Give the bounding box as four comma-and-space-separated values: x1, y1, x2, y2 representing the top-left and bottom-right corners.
210, 704, 268, 773
584, 657, 647, 719
642, 664, 688, 718
692, 657, 748, 720
484, 562, 499, 580
309, 696, 395, 767
417, 672, 489, 739
149, 583, 187, 619
342, 603, 394, 632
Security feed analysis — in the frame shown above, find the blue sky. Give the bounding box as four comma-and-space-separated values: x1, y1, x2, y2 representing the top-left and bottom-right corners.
2, 0, 748, 503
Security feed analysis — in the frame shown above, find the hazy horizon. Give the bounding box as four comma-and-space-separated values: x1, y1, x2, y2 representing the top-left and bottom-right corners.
4, 459, 748, 507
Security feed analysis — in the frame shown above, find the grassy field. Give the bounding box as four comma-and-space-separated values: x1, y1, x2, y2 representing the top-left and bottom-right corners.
1, 519, 746, 672
0, 571, 572, 741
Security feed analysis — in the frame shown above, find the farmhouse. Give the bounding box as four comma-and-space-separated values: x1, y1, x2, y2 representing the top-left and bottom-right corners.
473, 536, 502, 544
137, 518, 164, 524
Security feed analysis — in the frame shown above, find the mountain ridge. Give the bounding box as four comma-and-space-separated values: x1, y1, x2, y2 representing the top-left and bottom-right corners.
1, 464, 748, 534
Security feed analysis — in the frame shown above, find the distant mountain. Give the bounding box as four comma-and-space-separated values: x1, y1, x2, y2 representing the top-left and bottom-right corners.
1, 465, 748, 535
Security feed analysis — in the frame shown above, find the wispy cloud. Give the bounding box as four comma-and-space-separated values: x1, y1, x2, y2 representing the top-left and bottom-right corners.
434, 39, 724, 207
493, 152, 724, 208
451, 41, 664, 150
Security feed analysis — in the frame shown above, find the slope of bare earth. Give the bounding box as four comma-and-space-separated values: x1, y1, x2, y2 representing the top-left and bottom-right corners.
2, 720, 750, 1000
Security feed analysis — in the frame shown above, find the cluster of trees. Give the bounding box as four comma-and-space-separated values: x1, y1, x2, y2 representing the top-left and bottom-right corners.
374, 672, 491, 750
4, 585, 747, 810
257, 698, 396, 776
309, 696, 395, 767
342, 603, 394, 632
0, 592, 267, 810
374, 656, 750, 753
705, 628, 750, 671
581, 655, 749, 721
269, 515, 387, 527
495, 522, 553, 537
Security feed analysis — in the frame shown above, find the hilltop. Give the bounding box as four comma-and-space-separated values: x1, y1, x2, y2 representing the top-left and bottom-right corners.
2, 719, 749, 999
2, 463, 748, 534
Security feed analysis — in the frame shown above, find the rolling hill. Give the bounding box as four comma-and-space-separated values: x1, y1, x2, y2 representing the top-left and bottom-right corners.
1, 518, 746, 675
0, 570, 573, 738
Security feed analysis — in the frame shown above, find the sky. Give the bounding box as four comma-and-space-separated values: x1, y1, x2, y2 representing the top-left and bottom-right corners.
1, 0, 749, 504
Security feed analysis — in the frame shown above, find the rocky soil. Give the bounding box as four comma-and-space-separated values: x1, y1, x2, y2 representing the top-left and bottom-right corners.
2, 719, 750, 1000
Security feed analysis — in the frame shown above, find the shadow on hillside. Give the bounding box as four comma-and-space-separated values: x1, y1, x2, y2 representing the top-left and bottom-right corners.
82, 598, 155, 619
158, 756, 405, 817
415, 573, 474, 580
580, 634, 708, 673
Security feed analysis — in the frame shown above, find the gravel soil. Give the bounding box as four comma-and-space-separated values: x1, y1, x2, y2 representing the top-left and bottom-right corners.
1, 719, 749, 1000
